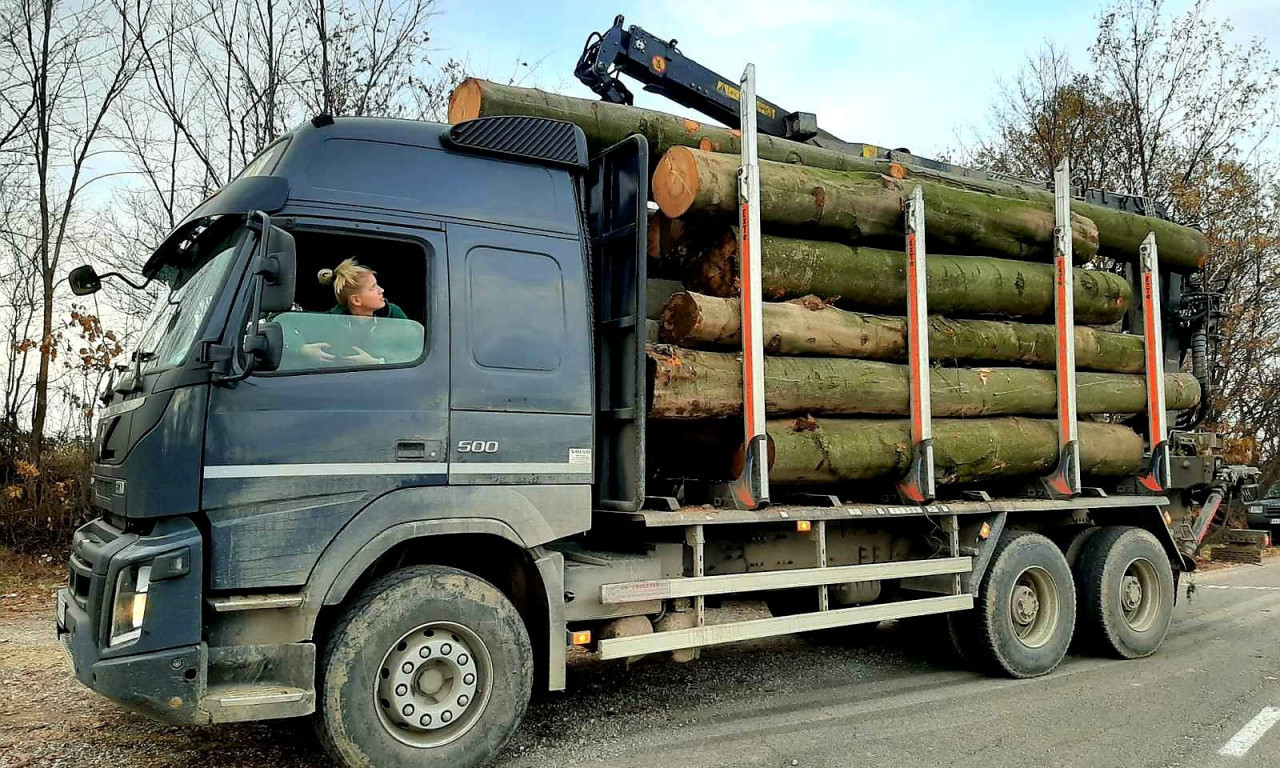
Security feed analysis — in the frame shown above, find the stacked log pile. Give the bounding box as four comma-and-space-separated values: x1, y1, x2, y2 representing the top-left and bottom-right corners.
450, 79, 1208, 490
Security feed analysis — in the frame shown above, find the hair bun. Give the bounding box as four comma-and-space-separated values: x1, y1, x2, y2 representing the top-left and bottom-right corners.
317, 268, 335, 285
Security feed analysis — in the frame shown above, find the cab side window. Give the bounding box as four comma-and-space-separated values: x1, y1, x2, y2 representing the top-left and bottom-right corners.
262, 230, 429, 374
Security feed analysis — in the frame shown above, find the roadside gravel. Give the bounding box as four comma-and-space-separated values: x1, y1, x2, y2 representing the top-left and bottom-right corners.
1, 589, 930, 768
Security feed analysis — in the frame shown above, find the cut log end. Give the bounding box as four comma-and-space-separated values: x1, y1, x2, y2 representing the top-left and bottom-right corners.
447, 78, 484, 124
658, 291, 704, 346
653, 146, 701, 219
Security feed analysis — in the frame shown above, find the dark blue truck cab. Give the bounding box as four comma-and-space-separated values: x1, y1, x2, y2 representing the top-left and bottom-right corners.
58, 115, 648, 761
56, 113, 1246, 768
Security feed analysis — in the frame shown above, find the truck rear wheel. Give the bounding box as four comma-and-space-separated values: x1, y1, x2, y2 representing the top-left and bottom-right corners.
1074, 526, 1174, 659
314, 565, 532, 768
970, 531, 1076, 678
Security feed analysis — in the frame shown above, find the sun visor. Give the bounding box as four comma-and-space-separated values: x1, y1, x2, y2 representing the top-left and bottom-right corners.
142, 176, 289, 278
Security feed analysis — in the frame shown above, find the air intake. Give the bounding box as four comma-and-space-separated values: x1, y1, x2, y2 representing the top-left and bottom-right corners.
446, 116, 588, 170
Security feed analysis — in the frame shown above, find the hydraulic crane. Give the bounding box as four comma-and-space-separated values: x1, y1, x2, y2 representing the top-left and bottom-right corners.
574, 14, 1173, 216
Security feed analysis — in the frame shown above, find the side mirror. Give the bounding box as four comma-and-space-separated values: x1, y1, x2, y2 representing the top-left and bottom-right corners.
68, 265, 102, 296
255, 226, 296, 313
244, 321, 283, 373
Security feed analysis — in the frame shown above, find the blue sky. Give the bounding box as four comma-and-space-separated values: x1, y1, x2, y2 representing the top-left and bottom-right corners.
432, 0, 1279, 158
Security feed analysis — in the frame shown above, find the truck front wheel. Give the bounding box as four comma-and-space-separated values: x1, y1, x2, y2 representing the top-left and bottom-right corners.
314, 565, 532, 768
1074, 526, 1175, 659
969, 531, 1076, 678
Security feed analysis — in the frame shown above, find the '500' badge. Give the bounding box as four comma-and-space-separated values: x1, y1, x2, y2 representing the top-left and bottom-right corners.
457, 440, 499, 454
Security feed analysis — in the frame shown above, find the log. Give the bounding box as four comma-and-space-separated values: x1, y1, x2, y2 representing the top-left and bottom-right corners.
652, 146, 1100, 263
764, 417, 1144, 484
646, 345, 1199, 419
659, 292, 1147, 373
449, 80, 1207, 270
687, 231, 1133, 325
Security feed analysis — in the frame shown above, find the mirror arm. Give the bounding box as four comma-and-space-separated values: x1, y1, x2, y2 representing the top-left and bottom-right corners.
220, 210, 272, 384
213, 212, 277, 386
98, 272, 152, 291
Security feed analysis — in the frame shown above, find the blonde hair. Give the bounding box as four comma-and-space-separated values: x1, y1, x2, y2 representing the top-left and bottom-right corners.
318, 258, 374, 307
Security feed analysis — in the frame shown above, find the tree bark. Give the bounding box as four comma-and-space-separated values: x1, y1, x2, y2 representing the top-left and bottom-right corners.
763, 417, 1144, 484
687, 231, 1133, 325
647, 345, 1199, 419
653, 146, 1100, 263
660, 292, 1147, 373
449, 80, 1207, 271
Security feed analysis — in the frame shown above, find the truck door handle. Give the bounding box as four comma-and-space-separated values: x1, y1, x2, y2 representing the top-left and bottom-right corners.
396, 440, 442, 462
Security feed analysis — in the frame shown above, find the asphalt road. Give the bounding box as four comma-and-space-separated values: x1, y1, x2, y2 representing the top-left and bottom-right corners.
2, 557, 1278, 768
496, 557, 1280, 768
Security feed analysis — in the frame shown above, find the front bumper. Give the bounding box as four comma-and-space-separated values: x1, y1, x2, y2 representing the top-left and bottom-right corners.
56, 516, 208, 724
1245, 509, 1280, 533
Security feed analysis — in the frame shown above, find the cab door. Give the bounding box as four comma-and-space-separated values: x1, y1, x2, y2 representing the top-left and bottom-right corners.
446, 223, 593, 487
200, 223, 448, 590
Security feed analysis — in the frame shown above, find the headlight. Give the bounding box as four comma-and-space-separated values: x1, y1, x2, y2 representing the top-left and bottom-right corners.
109, 563, 152, 646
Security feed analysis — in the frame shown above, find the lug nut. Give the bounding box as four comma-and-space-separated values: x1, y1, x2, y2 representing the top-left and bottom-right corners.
463, 673, 475, 685
441, 710, 453, 723
419, 646, 431, 658
401, 662, 414, 674
402, 704, 414, 717
395, 684, 408, 696
440, 643, 452, 656
458, 695, 469, 707
419, 713, 432, 727
458, 654, 469, 665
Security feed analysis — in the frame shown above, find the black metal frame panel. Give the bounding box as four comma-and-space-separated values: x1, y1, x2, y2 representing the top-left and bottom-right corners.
586, 135, 650, 512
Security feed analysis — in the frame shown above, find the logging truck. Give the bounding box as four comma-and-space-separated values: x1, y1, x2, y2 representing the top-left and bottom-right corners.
56, 16, 1261, 768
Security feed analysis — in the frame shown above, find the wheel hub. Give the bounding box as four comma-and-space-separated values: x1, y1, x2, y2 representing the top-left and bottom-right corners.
1008, 566, 1059, 649
1012, 584, 1041, 625
1120, 558, 1161, 632
1121, 574, 1143, 612
377, 625, 484, 743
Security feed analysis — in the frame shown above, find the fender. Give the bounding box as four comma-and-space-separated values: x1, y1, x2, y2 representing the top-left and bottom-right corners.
297, 484, 583, 691
322, 517, 527, 606
1087, 503, 1191, 572
302, 482, 587, 616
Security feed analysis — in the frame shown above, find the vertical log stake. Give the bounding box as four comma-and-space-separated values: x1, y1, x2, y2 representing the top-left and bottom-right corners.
1138, 232, 1170, 491
1043, 159, 1081, 498
897, 185, 935, 504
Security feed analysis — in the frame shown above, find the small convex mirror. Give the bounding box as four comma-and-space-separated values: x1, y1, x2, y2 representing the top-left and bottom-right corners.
68, 265, 102, 296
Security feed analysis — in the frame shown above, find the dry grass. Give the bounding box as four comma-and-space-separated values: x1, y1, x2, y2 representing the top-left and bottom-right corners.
0, 433, 93, 555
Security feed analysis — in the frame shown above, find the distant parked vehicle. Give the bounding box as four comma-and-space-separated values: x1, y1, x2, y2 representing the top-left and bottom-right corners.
1245, 483, 1280, 532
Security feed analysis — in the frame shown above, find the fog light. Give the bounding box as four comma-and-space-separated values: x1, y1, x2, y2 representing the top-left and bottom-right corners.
110, 563, 152, 646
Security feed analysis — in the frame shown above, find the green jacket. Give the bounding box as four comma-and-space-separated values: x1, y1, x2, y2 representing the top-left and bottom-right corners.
327, 301, 408, 319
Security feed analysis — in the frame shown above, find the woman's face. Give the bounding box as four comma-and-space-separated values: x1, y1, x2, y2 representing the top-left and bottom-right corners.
349, 273, 386, 314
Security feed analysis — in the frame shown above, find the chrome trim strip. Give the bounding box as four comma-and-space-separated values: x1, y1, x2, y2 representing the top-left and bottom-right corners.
204, 462, 448, 479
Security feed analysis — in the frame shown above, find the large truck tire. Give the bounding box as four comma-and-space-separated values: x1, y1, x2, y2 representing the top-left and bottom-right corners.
1074, 526, 1175, 659
314, 565, 532, 768
969, 531, 1076, 678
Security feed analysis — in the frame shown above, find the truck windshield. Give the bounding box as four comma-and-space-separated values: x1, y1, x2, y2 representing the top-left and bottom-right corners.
135, 224, 247, 373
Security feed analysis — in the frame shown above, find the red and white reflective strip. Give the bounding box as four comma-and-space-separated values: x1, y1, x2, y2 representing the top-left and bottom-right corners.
1138, 233, 1169, 492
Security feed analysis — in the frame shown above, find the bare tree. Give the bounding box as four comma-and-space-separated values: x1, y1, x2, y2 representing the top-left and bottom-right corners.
1091, 0, 1280, 208
0, 0, 143, 459
300, 0, 439, 118
965, 43, 1124, 191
